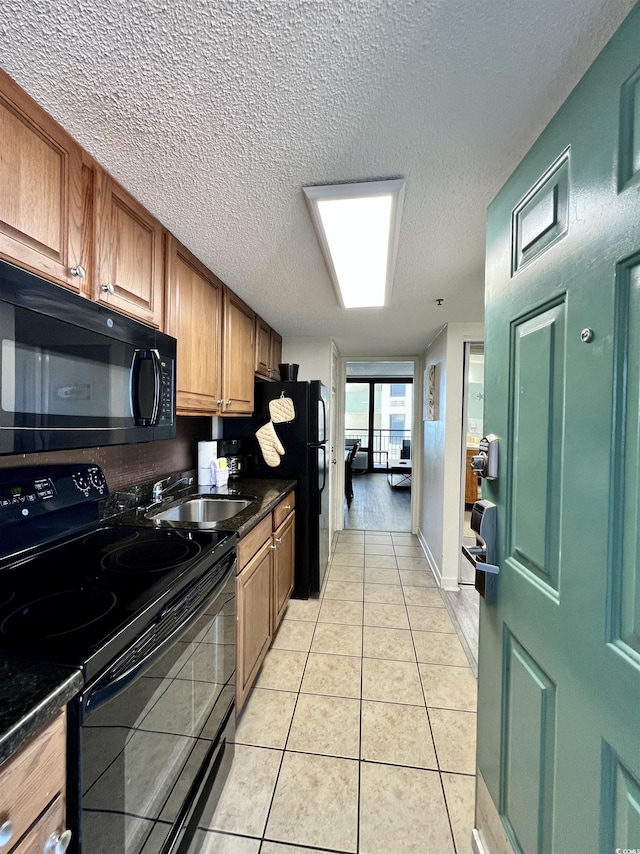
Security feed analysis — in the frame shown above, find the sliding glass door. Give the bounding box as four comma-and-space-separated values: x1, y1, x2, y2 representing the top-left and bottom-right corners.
345, 378, 413, 472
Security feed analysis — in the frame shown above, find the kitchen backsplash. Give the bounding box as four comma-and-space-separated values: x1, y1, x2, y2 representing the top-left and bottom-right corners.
0, 417, 211, 491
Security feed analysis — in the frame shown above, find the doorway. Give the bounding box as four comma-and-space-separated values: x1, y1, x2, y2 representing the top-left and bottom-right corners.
459, 343, 484, 584
342, 360, 415, 532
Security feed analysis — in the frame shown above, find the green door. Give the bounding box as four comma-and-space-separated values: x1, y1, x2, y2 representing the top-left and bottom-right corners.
478, 6, 640, 853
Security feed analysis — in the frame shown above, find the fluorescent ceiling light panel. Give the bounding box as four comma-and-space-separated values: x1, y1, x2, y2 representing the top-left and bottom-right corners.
303, 179, 405, 308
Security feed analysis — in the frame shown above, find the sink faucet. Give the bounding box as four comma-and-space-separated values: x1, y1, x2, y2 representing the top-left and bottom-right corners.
152, 475, 194, 502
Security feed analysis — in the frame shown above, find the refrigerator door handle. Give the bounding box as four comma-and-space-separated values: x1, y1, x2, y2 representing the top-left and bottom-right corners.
319, 395, 327, 443
318, 444, 327, 504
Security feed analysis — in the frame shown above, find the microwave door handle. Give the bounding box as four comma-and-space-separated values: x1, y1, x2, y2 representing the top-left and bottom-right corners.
131, 348, 161, 426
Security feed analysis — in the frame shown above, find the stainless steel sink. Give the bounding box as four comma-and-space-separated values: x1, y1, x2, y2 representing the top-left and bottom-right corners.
147, 496, 255, 525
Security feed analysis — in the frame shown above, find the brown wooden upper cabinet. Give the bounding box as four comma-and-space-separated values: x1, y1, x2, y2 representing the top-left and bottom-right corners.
0, 70, 86, 292
166, 235, 222, 415
269, 329, 283, 380
255, 316, 283, 381
255, 316, 271, 379
221, 289, 255, 414
94, 168, 164, 328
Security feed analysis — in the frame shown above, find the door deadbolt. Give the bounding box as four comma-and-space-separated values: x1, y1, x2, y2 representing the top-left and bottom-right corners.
581, 328, 594, 343
470, 434, 499, 480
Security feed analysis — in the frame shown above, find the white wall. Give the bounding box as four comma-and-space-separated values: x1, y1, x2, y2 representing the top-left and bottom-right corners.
418, 322, 484, 590
282, 337, 333, 388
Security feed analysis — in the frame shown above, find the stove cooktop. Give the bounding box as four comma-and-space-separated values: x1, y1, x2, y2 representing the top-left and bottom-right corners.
0, 524, 236, 681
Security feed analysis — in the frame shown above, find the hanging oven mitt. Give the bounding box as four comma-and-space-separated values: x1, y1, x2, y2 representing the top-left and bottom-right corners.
255, 421, 285, 467
269, 392, 295, 423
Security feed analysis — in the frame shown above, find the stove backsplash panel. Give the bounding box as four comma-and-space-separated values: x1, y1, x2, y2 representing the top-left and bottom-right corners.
0, 416, 210, 491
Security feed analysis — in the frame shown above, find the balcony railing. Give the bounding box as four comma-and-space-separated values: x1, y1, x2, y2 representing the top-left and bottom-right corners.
345, 427, 411, 470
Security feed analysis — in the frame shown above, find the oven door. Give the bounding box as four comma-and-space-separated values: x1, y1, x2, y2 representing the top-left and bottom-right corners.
73, 557, 236, 854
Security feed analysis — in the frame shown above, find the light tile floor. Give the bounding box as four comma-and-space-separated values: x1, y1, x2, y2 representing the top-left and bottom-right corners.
196, 530, 477, 854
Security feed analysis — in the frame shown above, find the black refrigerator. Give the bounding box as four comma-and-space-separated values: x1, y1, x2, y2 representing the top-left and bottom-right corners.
224, 379, 329, 598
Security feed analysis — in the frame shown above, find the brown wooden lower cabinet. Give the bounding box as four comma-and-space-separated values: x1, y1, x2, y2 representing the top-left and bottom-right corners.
0, 710, 69, 853
12, 795, 64, 854
236, 492, 295, 713
272, 511, 295, 629
236, 536, 273, 712
465, 448, 480, 504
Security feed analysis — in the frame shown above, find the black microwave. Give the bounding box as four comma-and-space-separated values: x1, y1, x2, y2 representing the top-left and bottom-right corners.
0, 260, 176, 454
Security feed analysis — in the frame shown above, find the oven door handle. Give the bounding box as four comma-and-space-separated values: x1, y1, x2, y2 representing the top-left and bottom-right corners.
82, 560, 235, 716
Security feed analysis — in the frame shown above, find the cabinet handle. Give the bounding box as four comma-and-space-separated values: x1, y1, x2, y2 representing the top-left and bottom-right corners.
270, 544, 276, 550
284, 504, 291, 510
275, 537, 282, 543
0, 821, 14, 846
101, 282, 115, 294
70, 265, 86, 279
226, 400, 232, 407
44, 829, 72, 854
216, 399, 224, 406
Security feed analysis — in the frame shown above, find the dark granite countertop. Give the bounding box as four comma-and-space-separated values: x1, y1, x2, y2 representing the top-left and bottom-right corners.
0, 659, 83, 764
105, 476, 297, 538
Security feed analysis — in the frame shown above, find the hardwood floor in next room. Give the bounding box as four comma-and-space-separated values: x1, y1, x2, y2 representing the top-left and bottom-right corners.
195, 529, 477, 854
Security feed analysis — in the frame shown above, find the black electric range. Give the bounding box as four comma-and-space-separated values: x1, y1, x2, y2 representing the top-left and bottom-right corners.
0, 463, 239, 854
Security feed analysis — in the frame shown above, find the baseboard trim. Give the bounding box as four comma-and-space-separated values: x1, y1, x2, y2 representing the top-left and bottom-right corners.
417, 528, 442, 586
472, 828, 488, 854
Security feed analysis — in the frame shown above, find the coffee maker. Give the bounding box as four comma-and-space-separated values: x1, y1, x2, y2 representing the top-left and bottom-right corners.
218, 438, 249, 479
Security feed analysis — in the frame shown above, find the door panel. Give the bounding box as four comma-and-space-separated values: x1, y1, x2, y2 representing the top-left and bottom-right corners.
614, 254, 640, 655
510, 302, 565, 591
501, 631, 556, 854
478, 7, 640, 854
602, 746, 640, 852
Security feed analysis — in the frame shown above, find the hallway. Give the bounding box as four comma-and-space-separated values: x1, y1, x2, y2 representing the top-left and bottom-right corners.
196, 528, 477, 853
344, 472, 411, 531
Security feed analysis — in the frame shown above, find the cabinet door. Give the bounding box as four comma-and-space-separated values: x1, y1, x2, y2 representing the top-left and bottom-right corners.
254, 315, 271, 378
221, 289, 255, 414
166, 235, 222, 414
95, 168, 164, 327
273, 511, 295, 630
464, 448, 479, 504
0, 712, 66, 850
237, 538, 273, 711
269, 329, 283, 380
0, 70, 85, 291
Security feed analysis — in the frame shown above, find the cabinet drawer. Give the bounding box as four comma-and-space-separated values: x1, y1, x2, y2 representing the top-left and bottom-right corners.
237, 515, 272, 571
0, 712, 66, 849
11, 794, 64, 854
273, 491, 295, 529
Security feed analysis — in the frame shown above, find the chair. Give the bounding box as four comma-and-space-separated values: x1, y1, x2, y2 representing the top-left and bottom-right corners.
345, 439, 361, 507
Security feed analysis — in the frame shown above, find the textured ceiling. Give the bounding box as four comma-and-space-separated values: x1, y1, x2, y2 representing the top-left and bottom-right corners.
0, 0, 636, 355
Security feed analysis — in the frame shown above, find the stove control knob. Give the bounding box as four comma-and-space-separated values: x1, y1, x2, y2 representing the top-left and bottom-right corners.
44, 829, 72, 854
72, 472, 90, 493
89, 469, 106, 491
0, 820, 14, 846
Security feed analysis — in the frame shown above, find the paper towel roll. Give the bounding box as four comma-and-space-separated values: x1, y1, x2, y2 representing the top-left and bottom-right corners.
198, 441, 218, 485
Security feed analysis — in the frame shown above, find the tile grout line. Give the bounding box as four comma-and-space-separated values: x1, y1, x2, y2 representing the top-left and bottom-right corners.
396, 534, 461, 854
257, 591, 323, 850
356, 556, 366, 854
